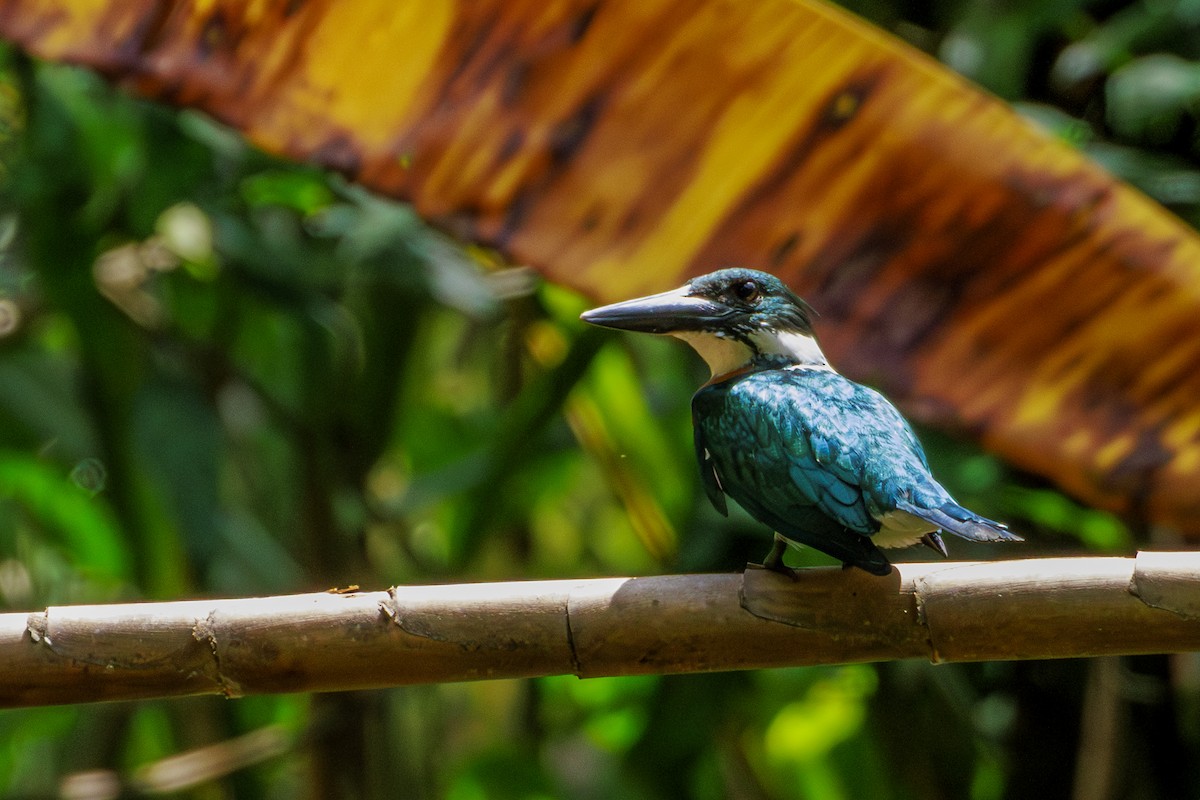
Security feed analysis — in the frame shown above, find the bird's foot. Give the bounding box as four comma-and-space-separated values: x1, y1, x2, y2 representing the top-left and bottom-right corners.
752, 532, 799, 580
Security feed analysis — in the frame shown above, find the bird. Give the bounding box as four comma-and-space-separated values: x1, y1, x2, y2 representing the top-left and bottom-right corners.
580, 267, 1021, 576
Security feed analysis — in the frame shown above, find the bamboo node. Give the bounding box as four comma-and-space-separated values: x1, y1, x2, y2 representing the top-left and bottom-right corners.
26, 610, 48, 645
1129, 550, 1200, 621
192, 611, 243, 698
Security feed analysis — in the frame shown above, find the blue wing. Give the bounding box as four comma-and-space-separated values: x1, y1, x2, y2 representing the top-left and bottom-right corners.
692, 368, 967, 574
694, 422, 728, 516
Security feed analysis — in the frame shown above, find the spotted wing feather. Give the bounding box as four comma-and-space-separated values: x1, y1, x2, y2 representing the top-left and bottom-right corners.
693, 371, 894, 574
694, 423, 727, 516
692, 368, 1013, 573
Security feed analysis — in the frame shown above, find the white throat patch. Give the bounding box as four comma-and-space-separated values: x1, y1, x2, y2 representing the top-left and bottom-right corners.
671, 332, 753, 377
672, 329, 831, 378
749, 329, 829, 369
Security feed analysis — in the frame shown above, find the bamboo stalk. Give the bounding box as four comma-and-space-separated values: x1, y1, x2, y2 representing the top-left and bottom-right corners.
3, 553, 1198, 708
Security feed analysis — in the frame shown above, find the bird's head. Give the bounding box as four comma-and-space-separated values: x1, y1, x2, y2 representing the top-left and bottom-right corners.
581, 268, 829, 378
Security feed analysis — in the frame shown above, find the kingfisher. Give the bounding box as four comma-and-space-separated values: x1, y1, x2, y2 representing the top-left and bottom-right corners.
580, 267, 1021, 576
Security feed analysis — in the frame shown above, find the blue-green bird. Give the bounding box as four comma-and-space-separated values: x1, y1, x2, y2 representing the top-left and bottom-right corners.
581, 268, 1021, 575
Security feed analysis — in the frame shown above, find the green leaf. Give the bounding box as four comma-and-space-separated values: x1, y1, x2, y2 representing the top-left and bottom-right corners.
0, 451, 131, 582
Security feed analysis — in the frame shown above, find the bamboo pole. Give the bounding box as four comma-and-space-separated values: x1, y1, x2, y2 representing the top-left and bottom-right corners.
2, 553, 1198, 708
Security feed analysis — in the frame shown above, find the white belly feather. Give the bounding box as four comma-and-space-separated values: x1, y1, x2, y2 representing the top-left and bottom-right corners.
872, 510, 938, 549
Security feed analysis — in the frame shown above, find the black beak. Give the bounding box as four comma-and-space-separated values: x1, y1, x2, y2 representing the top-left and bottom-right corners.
580, 285, 729, 334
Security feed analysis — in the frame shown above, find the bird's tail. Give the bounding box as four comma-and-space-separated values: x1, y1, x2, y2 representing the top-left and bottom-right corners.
899, 500, 1023, 543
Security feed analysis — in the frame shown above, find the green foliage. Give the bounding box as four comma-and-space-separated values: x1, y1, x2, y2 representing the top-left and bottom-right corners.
0, 0, 1197, 796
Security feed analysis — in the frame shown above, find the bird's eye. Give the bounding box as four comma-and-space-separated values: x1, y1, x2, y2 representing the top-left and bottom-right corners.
733, 279, 761, 303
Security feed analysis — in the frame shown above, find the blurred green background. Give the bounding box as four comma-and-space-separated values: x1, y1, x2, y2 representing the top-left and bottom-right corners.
0, 0, 1198, 798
